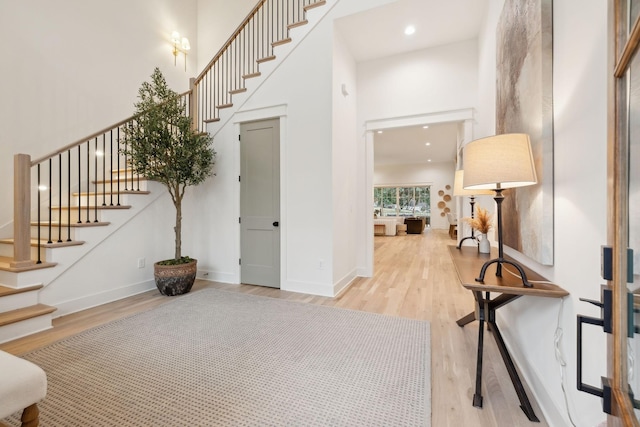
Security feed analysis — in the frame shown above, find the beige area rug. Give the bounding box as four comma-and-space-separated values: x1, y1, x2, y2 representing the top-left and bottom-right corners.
3, 288, 431, 426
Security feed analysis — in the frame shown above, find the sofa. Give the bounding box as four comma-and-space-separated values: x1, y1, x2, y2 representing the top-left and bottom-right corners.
404, 217, 426, 234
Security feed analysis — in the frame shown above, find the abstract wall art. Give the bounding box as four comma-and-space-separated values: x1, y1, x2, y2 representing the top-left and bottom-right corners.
496, 0, 554, 265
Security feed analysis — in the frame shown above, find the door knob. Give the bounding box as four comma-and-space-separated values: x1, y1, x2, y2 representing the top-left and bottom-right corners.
273, 221, 279, 227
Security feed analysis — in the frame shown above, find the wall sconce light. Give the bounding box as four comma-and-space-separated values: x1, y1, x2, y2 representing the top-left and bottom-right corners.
171, 31, 191, 71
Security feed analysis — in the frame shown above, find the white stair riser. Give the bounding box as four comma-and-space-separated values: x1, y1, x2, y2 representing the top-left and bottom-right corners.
0, 269, 52, 288
50, 208, 102, 223
30, 225, 78, 242
95, 180, 148, 193
71, 193, 140, 208
0, 243, 13, 258
0, 290, 40, 312
0, 314, 53, 344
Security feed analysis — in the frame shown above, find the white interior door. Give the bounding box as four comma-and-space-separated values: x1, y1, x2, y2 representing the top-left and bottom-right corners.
240, 119, 280, 288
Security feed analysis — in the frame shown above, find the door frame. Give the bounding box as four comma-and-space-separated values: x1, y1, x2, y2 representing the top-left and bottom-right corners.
362, 108, 475, 276
233, 105, 287, 287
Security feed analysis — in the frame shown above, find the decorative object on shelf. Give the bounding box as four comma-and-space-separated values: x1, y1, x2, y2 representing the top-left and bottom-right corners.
454, 169, 494, 249
463, 133, 538, 287
496, 0, 553, 266
437, 186, 454, 218
478, 234, 490, 253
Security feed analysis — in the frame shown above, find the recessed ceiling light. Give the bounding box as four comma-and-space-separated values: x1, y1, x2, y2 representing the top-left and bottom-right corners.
427, 159, 432, 162
423, 125, 429, 129
377, 130, 383, 134
425, 142, 431, 146
404, 25, 416, 36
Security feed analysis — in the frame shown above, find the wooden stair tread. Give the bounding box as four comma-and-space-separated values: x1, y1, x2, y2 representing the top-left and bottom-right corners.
0, 304, 57, 327
52, 205, 131, 211
304, 0, 326, 11
203, 118, 221, 123
73, 190, 150, 196
243, 72, 261, 79
94, 179, 147, 184
0, 257, 56, 272
0, 284, 43, 298
30, 221, 111, 228
257, 55, 276, 64
272, 38, 292, 47
288, 20, 308, 30
229, 88, 247, 95
0, 238, 85, 248
216, 103, 234, 109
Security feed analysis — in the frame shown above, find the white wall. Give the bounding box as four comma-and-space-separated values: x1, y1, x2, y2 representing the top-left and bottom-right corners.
0, 0, 198, 230
476, 1, 609, 425
196, 0, 255, 72
357, 39, 479, 122
373, 162, 456, 230
332, 29, 359, 288
185, 0, 395, 297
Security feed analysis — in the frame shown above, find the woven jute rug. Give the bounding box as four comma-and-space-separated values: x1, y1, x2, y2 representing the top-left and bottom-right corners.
3, 288, 431, 426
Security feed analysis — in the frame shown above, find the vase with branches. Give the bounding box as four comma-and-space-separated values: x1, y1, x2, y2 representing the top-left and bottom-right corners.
464, 207, 493, 253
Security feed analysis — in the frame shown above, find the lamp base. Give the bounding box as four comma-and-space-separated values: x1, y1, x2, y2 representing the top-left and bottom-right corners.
457, 235, 478, 249
475, 257, 533, 287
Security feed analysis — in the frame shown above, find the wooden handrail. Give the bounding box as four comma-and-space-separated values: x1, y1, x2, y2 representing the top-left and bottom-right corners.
31, 115, 135, 166
194, 0, 269, 85
31, 90, 193, 166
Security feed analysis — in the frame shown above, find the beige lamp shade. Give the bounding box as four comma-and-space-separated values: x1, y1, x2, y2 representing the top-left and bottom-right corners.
453, 170, 494, 196
463, 133, 538, 190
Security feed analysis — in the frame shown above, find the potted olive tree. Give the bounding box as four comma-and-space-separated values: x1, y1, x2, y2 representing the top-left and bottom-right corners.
122, 67, 215, 296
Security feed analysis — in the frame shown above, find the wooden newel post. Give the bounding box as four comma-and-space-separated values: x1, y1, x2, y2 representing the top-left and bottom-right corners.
12, 154, 34, 268
189, 77, 198, 132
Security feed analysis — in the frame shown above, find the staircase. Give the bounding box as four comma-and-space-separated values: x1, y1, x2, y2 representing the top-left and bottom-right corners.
0, 168, 161, 343
0, 0, 329, 344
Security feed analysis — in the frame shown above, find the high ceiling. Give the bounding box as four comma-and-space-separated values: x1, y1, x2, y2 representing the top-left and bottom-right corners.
373, 122, 459, 166
335, 0, 489, 165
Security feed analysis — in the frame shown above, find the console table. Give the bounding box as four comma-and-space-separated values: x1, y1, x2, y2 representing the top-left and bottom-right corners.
449, 246, 568, 422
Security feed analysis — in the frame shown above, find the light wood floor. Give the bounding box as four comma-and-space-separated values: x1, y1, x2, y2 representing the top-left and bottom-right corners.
0, 229, 549, 426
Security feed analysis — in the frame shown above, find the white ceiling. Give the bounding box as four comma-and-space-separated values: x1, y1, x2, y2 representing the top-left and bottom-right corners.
373, 122, 460, 166
335, 0, 489, 165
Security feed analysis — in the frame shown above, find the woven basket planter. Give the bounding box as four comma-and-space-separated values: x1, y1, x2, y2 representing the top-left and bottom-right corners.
154, 259, 197, 296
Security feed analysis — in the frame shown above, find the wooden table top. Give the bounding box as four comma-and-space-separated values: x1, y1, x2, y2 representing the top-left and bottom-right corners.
448, 245, 569, 298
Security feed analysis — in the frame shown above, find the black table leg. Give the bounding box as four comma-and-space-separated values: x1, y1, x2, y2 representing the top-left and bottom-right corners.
472, 290, 485, 408
488, 318, 540, 422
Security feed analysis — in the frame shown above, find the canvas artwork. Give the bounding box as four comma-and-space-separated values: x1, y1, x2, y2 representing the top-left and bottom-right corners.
496, 0, 554, 265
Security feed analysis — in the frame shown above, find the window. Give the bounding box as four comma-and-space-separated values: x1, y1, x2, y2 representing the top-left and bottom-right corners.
373, 186, 430, 218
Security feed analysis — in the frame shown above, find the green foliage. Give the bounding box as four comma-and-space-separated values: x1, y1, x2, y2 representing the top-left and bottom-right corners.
121, 68, 216, 259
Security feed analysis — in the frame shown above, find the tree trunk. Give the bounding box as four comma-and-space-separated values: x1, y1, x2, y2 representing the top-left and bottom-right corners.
174, 194, 182, 259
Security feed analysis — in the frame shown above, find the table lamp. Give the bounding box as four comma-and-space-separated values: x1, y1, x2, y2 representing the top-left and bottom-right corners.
453, 169, 494, 249
463, 133, 538, 287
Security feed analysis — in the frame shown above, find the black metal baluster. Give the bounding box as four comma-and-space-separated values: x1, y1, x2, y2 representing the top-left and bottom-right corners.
48, 158, 52, 244
67, 150, 71, 241
58, 153, 62, 242
37, 164, 42, 264
86, 140, 90, 223
117, 127, 121, 206
102, 134, 106, 206
94, 137, 98, 222
109, 130, 114, 206
77, 145, 82, 223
